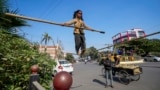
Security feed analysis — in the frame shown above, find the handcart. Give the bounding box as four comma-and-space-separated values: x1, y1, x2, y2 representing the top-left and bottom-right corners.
112, 64, 143, 85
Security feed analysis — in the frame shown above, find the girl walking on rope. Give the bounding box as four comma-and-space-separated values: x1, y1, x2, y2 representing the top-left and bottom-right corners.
62, 10, 93, 56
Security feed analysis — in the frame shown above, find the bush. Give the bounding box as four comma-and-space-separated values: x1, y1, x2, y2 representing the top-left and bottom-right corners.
0, 30, 56, 90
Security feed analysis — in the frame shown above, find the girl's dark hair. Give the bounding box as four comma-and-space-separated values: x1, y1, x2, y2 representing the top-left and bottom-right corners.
73, 9, 83, 20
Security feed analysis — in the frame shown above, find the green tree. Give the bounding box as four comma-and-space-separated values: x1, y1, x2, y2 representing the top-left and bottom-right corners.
41, 32, 53, 51
85, 46, 98, 60
65, 53, 74, 62
0, 0, 29, 32
126, 38, 160, 55
0, 0, 8, 22
150, 39, 160, 52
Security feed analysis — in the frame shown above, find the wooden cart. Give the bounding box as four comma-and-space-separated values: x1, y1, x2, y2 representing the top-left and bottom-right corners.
112, 64, 143, 85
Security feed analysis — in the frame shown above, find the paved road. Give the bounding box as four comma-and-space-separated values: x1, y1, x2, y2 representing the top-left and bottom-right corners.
70, 61, 160, 90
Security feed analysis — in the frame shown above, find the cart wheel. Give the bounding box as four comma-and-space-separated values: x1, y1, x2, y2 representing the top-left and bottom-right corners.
118, 70, 130, 85
132, 74, 140, 81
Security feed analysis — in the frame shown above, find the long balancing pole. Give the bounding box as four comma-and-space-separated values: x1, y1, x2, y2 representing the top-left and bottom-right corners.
5, 13, 105, 34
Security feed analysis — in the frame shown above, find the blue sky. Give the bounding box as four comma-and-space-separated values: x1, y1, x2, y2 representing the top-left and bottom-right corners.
9, 0, 160, 53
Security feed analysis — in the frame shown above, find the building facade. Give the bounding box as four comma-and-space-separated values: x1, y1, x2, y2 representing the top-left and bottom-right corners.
39, 45, 64, 59
112, 28, 146, 45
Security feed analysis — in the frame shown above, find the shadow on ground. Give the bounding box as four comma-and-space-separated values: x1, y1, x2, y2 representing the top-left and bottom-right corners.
92, 79, 106, 87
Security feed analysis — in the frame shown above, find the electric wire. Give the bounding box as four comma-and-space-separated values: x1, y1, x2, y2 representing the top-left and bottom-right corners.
39, 0, 63, 19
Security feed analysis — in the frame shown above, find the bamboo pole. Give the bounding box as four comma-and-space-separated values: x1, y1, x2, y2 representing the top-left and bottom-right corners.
98, 31, 160, 50
5, 13, 105, 34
